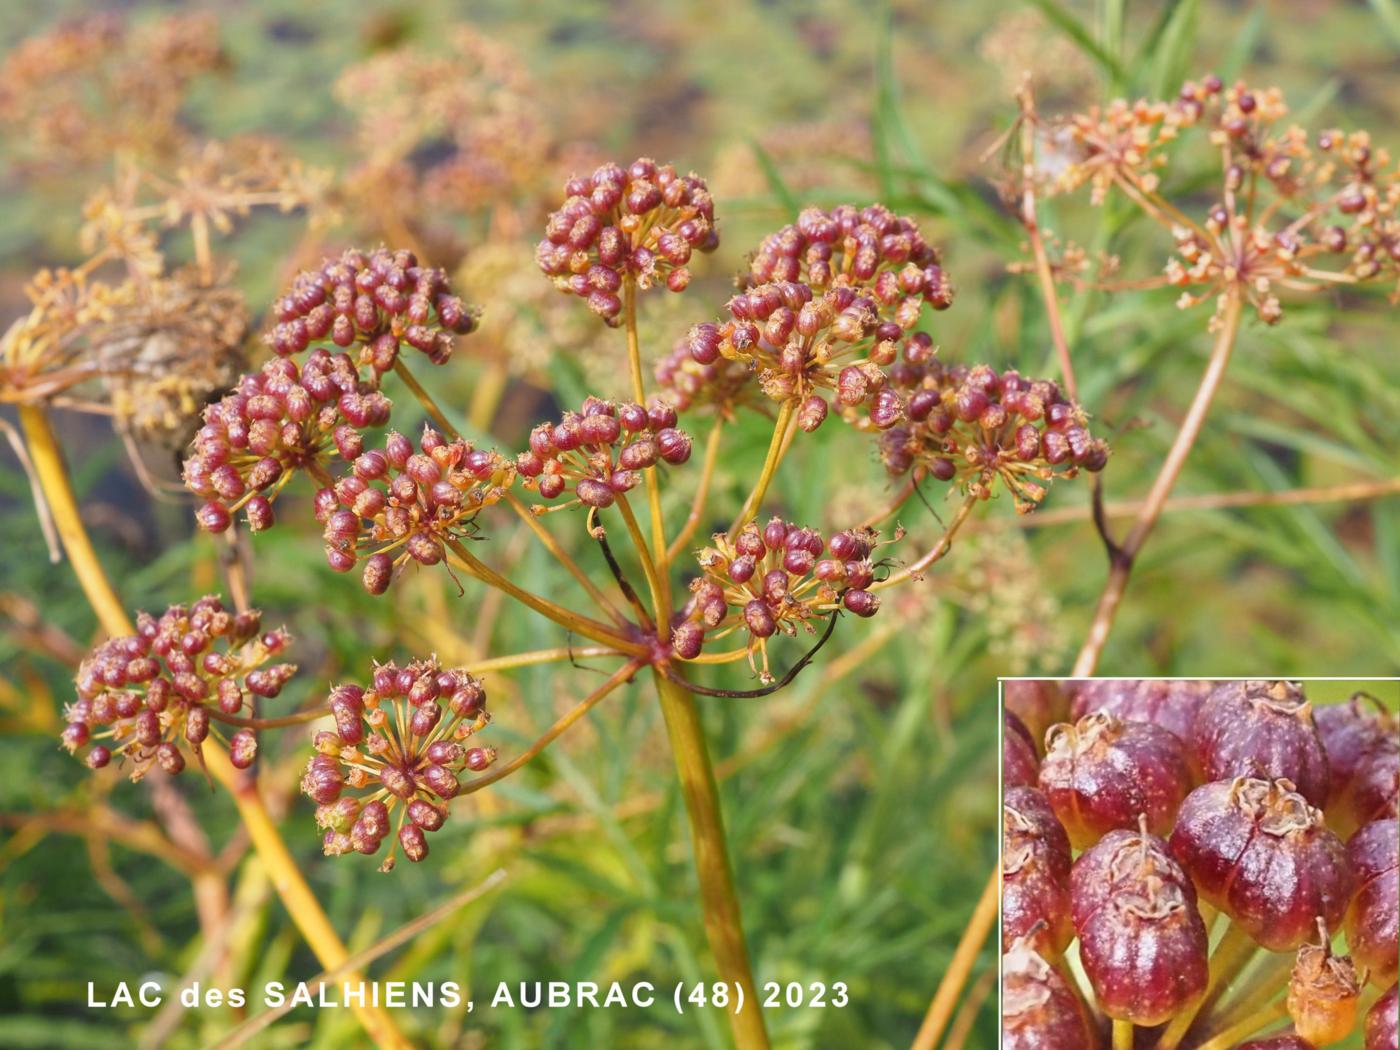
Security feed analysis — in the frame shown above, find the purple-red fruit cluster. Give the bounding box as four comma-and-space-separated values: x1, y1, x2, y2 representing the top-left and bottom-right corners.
516, 396, 691, 509
878, 355, 1107, 513
185, 352, 391, 533
679, 519, 889, 679
302, 658, 493, 872
63, 596, 292, 780
317, 426, 514, 593
654, 336, 754, 417
267, 246, 477, 373
536, 159, 717, 323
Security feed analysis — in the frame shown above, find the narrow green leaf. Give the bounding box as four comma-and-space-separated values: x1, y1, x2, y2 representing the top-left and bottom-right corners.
1369, 0, 1400, 50
1219, 7, 1266, 81
1026, 0, 1128, 83
748, 140, 800, 220
1150, 0, 1199, 99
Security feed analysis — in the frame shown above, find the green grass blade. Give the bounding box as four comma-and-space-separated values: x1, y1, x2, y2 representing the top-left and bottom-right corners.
1026, 0, 1128, 83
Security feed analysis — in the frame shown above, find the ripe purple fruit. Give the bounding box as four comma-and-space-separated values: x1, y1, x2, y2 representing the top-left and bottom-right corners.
1192, 680, 1330, 807
1005, 711, 1039, 788
1002, 787, 1073, 958
1169, 776, 1355, 951
1037, 711, 1193, 849
1315, 693, 1399, 806
1004, 680, 1067, 750
1001, 937, 1095, 1050
1366, 983, 1397, 1050
1334, 741, 1399, 839
1345, 819, 1399, 988
1068, 678, 1214, 747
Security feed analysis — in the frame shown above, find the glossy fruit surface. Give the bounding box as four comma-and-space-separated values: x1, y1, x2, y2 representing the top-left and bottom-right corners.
1193, 680, 1330, 807
1346, 818, 1399, 988
1070, 825, 1196, 932
1001, 937, 1096, 1050
1003, 787, 1073, 958
1367, 984, 1398, 1050
1005, 680, 1067, 750
1006, 710, 1040, 789
1068, 678, 1214, 746
1315, 693, 1399, 805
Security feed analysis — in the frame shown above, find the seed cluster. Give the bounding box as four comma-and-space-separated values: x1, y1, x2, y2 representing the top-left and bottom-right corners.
267, 247, 478, 375
1003, 680, 1399, 1049
515, 396, 692, 509
536, 158, 718, 324
654, 335, 755, 418
677, 519, 893, 681
317, 426, 514, 593
184, 351, 391, 533
302, 658, 494, 872
63, 597, 293, 780
876, 354, 1108, 513
686, 204, 953, 431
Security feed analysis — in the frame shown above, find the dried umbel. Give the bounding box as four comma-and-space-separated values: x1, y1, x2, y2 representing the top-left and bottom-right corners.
303, 659, 494, 872
1192, 680, 1330, 807
318, 426, 514, 592
1169, 776, 1355, 951
1075, 872, 1209, 1025
267, 247, 478, 375
1367, 984, 1398, 1050
516, 396, 692, 509
1316, 693, 1400, 807
874, 357, 1107, 513
536, 158, 718, 323
1068, 679, 1215, 747
1287, 931, 1361, 1045
1038, 711, 1193, 849
1005, 711, 1040, 789
63, 596, 292, 780
679, 519, 894, 679
1001, 936, 1095, 1050
1346, 819, 1399, 988
1003, 787, 1073, 958
184, 352, 391, 533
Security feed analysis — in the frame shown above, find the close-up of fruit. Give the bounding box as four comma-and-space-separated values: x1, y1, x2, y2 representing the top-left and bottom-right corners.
1003, 680, 1400, 1050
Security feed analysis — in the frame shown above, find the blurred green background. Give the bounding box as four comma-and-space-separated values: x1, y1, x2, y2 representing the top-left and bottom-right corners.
1, 1, 1398, 1048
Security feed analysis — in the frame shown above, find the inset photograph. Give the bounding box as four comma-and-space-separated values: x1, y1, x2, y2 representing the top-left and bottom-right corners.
1002, 679, 1399, 1050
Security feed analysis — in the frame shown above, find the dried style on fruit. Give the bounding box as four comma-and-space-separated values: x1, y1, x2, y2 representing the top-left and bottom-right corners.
1192, 680, 1331, 807
1003, 787, 1073, 958
1001, 936, 1096, 1050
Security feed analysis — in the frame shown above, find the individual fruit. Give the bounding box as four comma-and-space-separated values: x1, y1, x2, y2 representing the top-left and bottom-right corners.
1003, 787, 1073, 958
1038, 711, 1193, 849
1067, 679, 1214, 747
1315, 693, 1399, 805
1005, 711, 1040, 788
1367, 984, 1398, 1050
1069, 824, 1197, 932
1169, 776, 1355, 951
1286, 931, 1361, 1045
1192, 680, 1330, 807
1001, 936, 1096, 1050
1334, 741, 1400, 839
1346, 818, 1399, 987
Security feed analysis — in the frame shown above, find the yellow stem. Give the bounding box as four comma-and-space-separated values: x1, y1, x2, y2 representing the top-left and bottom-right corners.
728, 401, 796, 541
22, 404, 410, 1049
911, 867, 999, 1050
209, 708, 329, 729
652, 671, 770, 1050
466, 645, 622, 675
467, 359, 510, 432
445, 539, 643, 654
666, 416, 724, 561
458, 660, 641, 795
1192, 1000, 1287, 1050
393, 358, 458, 437
19, 404, 131, 637
503, 490, 632, 628
1156, 920, 1259, 1050
622, 282, 672, 616
873, 494, 979, 591
1199, 950, 1290, 1034
1113, 1019, 1134, 1050
1073, 290, 1244, 676
616, 495, 667, 632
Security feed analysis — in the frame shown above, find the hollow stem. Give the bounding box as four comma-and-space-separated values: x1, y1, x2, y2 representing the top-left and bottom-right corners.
873, 493, 979, 591
911, 867, 999, 1050
666, 416, 724, 561
393, 358, 459, 437
23, 404, 410, 1048
1112, 1019, 1134, 1050
444, 538, 644, 655
1073, 289, 1244, 676
1155, 919, 1258, 1050
728, 402, 796, 542
503, 490, 632, 628
1192, 999, 1287, 1050
652, 671, 769, 1050
458, 660, 641, 795
18, 404, 131, 637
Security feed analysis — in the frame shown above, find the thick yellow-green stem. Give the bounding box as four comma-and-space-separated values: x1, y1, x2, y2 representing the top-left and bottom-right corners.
1156, 920, 1259, 1050
652, 671, 770, 1050
728, 401, 795, 541
20, 403, 411, 1049
622, 283, 672, 617
1112, 1019, 1134, 1050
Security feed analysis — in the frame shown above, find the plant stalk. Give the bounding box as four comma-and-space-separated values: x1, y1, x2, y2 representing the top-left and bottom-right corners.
912, 867, 999, 1050
652, 671, 769, 1050
1156, 919, 1258, 1050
